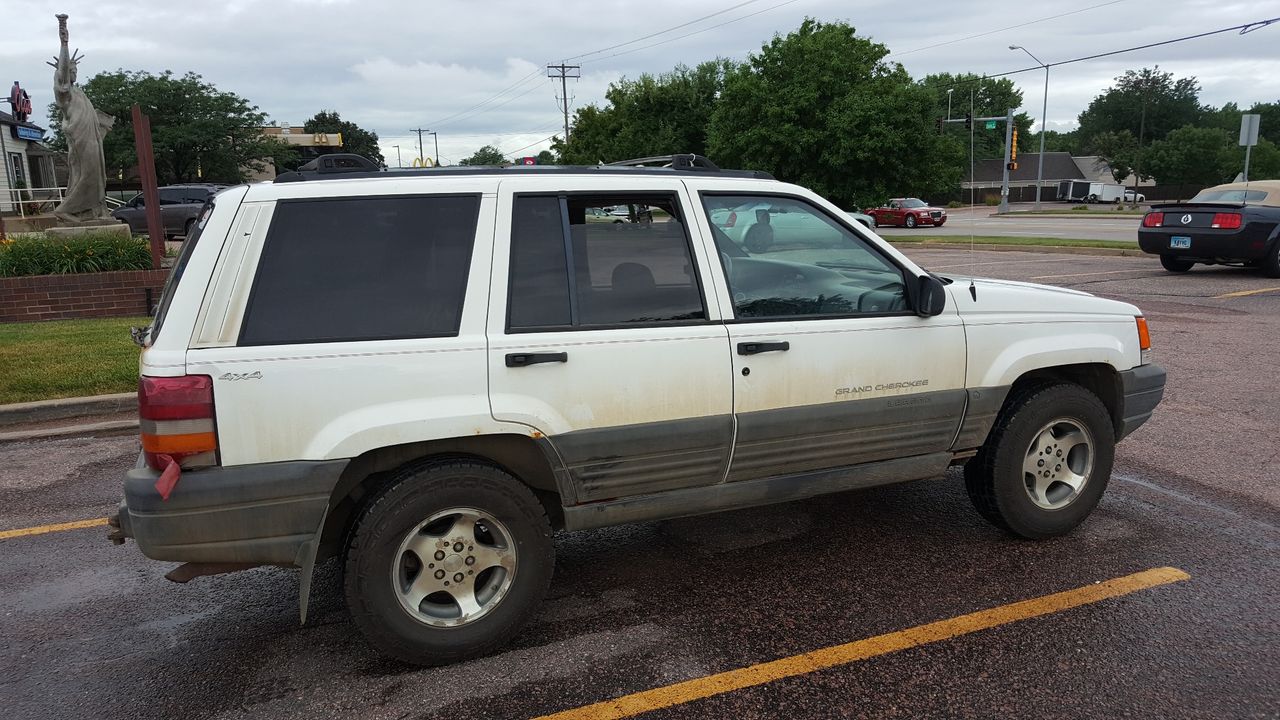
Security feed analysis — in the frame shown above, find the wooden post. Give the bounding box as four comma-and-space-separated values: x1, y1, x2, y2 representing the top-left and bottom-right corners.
131, 104, 165, 269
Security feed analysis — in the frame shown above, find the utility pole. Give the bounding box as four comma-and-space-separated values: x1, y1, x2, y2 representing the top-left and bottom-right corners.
547, 63, 580, 143
998, 108, 1014, 214
410, 128, 428, 165
430, 131, 439, 166
393, 145, 402, 168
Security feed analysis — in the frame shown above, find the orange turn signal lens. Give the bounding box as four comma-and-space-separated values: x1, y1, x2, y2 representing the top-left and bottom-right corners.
1135, 316, 1151, 350
141, 431, 217, 455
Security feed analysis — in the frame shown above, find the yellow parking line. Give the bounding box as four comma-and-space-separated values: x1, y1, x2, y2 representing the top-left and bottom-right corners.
1214, 287, 1280, 299
0, 517, 108, 540
534, 566, 1190, 720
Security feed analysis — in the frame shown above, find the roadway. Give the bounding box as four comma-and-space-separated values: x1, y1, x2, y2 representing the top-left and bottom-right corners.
2, 249, 1277, 719
874, 204, 1142, 242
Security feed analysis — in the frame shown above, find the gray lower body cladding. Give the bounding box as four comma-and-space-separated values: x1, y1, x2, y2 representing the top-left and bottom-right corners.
116, 455, 347, 566
1117, 364, 1166, 440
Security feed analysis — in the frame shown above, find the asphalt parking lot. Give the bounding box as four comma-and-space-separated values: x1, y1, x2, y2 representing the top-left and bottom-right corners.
2, 248, 1278, 720
875, 205, 1142, 242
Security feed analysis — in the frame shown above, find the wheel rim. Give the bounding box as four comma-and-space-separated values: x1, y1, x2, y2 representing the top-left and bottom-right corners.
1022, 419, 1094, 510
391, 507, 517, 628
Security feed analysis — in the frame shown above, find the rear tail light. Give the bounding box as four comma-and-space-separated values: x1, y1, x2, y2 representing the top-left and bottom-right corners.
1142, 212, 1163, 228
725, 211, 737, 228
139, 375, 217, 470
1135, 316, 1153, 365
1210, 213, 1241, 229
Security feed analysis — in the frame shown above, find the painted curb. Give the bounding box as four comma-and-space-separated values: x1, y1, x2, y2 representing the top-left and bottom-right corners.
0, 392, 136, 428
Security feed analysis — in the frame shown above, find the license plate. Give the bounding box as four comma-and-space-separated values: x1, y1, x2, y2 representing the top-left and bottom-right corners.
1170, 236, 1191, 249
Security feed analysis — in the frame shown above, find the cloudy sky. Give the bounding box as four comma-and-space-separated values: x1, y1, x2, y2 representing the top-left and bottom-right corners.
6, 0, 1278, 165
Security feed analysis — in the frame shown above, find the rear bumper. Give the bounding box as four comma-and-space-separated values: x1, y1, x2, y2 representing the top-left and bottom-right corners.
1117, 364, 1166, 440
1138, 226, 1272, 261
113, 455, 347, 566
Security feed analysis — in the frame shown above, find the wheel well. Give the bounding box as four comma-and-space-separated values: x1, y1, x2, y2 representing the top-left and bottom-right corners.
317, 434, 564, 560
1008, 363, 1122, 438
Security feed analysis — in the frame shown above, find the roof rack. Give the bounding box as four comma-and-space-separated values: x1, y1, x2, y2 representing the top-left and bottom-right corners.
605, 154, 722, 171
273, 153, 772, 183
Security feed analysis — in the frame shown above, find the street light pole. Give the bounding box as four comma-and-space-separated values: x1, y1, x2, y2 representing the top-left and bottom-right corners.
393, 145, 402, 168
1011, 45, 1049, 211
946, 88, 953, 121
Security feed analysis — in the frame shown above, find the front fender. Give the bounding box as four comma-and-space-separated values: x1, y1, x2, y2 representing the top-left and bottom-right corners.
970, 324, 1135, 388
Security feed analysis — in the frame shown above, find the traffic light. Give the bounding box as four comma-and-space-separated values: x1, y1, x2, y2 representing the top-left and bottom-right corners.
1007, 162, 1019, 171
1011, 128, 1018, 161
964, 113, 972, 130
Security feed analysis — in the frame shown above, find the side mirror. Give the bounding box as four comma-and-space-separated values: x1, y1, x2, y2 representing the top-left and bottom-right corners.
915, 274, 947, 317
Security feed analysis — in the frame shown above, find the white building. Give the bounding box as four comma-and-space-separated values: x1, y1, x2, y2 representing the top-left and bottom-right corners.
1, 111, 59, 213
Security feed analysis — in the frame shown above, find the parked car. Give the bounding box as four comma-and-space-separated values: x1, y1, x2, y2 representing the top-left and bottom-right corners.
866, 198, 946, 228
111, 153, 1165, 666
1123, 189, 1146, 203
846, 210, 875, 228
111, 184, 223, 238
1139, 180, 1280, 276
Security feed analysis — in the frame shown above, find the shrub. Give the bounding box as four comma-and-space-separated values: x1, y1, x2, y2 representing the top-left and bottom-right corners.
946, 200, 963, 209
984, 196, 1000, 206
0, 231, 152, 277
1071, 205, 1090, 211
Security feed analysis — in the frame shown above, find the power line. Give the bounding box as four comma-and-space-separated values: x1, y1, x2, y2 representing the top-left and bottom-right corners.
425, 68, 544, 128
578, 0, 801, 65
890, 1, 1126, 58
563, 0, 766, 61
502, 134, 558, 158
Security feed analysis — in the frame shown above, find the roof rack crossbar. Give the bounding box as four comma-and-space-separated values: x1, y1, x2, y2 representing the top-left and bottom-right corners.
606, 154, 721, 171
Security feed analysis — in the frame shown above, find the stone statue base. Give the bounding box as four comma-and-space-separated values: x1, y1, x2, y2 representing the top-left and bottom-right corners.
46, 220, 132, 241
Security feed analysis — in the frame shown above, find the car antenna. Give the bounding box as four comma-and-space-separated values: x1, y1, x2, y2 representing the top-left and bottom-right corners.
968, 85, 978, 301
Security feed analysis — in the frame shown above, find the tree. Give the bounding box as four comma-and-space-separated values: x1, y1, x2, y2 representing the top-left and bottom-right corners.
1039, 129, 1080, 154
555, 60, 732, 164
1088, 130, 1140, 182
1143, 126, 1235, 189
46, 70, 286, 184
459, 145, 506, 166
535, 149, 557, 165
302, 110, 384, 166
918, 73, 1032, 162
707, 19, 962, 208
1076, 67, 1203, 154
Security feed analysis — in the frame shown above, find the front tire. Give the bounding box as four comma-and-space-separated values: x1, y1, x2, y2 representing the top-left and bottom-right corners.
344, 459, 554, 665
1160, 255, 1194, 273
904, 214, 917, 228
964, 383, 1115, 539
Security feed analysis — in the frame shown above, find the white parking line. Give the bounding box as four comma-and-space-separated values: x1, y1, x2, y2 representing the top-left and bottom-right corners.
1029, 269, 1152, 280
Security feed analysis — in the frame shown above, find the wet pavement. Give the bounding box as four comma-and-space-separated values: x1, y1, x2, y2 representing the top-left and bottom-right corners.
2, 249, 1277, 719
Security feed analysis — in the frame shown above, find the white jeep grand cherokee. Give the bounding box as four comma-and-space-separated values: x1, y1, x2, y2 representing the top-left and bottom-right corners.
110, 154, 1165, 665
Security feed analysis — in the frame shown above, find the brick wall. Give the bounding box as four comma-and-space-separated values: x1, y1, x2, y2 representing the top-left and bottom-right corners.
0, 269, 170, 322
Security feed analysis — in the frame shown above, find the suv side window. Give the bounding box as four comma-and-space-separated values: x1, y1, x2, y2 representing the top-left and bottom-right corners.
508, 194, 706, 330
159, 189, 184, 205
702, 194, 908, 319
240, 194, 480, 345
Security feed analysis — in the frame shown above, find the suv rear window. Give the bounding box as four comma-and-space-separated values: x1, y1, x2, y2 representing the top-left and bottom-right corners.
240, 194, 480, 345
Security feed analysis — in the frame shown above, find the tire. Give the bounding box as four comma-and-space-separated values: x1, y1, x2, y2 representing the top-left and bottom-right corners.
344, 459, 554, 665
1160, 255, 1194, 273
1262, 241, 1280, 279
964, 383, 1115, 539
904, 214, 917, 228
183, 218, 196, 239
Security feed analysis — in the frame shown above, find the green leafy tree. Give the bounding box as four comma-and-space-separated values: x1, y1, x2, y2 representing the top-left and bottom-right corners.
459, 145, 507, 166
1039, 129, 1080, 154
46, 70, 286, 184
1143, 126, 1235, 189
554, 60, 732, 164
707, 19, 962, 208
1088, 129, 1140, 182
535, 149, 557, 165
1077, 67, 1203, 154
302, 110, 385, 166
918, 73, 1032, 162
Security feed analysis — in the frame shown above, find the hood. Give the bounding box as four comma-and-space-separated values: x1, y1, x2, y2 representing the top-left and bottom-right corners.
942, 275, 1141, 317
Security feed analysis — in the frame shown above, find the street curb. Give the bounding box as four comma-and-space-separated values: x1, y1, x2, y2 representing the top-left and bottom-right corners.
890, 242, 1153, 258
0, 393, 136, 428
992, 213, 1144, 220
0, 419, 138, 443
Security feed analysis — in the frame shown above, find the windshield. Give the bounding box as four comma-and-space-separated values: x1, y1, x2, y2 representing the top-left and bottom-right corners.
1188, 189, 1268, 204
900, 198, 927, 209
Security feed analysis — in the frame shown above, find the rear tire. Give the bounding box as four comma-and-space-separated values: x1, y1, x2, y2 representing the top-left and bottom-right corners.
344, 459, 554, 665
1262, 241, 1280, 279
1160, 255, 1194, 273
964, 383, 1115, 539
904, 215, 917, 228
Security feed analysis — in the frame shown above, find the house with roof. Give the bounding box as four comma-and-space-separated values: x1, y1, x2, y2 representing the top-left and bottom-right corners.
961, 152, 1153, 203
1, 110, 61, 214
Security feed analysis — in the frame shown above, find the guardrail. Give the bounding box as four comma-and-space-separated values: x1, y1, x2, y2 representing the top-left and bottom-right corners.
2, 186, 67, 218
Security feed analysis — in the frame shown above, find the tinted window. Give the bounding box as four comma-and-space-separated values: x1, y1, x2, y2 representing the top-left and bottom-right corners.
509, 196, 572, 329
703, 195, 908, 318
241, 195, 479, 345
567, 196, 704, 325
158, 189, 184, 205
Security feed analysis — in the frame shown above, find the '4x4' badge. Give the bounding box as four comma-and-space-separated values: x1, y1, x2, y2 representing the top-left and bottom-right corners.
219, 371, 262, 381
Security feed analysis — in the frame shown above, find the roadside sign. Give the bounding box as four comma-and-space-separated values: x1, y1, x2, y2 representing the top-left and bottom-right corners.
1240, 114, 1260, 147
985, 120, 997, 130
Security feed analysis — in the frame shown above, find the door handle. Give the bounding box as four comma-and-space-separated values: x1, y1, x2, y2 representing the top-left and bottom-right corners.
737, 341, 790, 355
505, 352, 568, 367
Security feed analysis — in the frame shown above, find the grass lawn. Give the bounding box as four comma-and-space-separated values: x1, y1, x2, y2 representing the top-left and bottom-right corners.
0, 316, 146, 405
889, 235, 1136, 250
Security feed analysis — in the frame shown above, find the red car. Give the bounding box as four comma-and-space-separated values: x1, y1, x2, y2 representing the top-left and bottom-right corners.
866, 198, 947, 228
